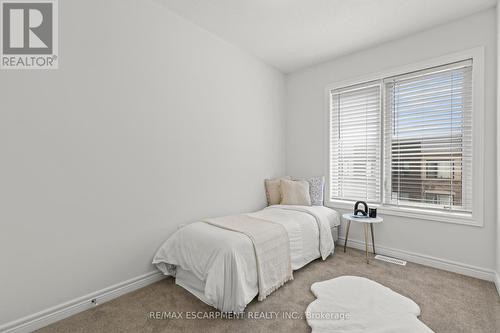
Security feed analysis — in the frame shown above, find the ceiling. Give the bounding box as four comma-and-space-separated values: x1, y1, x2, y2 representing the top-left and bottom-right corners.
159, 0, 497, 73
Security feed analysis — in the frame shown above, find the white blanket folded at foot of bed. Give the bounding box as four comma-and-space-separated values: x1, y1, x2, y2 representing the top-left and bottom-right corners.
203, 214, 293, 301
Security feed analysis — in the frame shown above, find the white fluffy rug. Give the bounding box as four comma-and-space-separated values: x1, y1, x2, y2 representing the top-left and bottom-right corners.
305, 276, 434, 333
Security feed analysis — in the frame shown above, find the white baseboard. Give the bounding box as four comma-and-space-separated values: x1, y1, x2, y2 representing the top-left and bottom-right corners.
2, 246, 497, 333
0, 271, 165, 333
337, 237, 496, 282
494, 272, 500, 296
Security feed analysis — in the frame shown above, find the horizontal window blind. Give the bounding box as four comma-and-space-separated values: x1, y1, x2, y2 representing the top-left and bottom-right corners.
330, 82, 381, 203
383, 60, 472, 213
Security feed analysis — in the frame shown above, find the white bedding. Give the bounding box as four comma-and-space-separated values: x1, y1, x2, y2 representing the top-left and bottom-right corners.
153, 205, 340, 312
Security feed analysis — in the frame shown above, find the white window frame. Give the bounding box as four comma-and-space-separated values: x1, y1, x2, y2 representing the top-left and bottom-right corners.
324, 47, 485, 227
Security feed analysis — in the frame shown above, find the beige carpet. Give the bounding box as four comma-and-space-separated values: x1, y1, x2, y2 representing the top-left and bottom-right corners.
37, 247, 500, 333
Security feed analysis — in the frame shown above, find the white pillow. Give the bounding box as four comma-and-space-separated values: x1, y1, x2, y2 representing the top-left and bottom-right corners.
280, 179, 312, 206
265, 176, 291, 206
294, 176, 325, 206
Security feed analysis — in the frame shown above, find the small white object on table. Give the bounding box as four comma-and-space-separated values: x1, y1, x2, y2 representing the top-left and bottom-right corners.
342, 213, 383, 264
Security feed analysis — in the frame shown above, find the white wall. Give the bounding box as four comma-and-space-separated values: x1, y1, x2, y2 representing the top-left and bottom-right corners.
496, 2, 500, 291
0, 0, 285, 325
286, 10, 497, 273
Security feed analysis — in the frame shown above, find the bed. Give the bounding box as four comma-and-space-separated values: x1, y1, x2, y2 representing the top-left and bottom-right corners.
152, 205, 340, 312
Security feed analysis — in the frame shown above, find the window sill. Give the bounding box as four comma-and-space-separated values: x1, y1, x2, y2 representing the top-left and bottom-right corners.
325, 199, 482, 227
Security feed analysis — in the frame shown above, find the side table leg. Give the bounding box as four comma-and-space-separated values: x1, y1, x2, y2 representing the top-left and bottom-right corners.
364, 224, 369, 264
343, 220, 351, 253
370, 223, 376, 254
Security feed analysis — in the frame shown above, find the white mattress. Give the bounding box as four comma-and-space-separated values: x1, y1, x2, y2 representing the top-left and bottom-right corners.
153, 205, 340, 312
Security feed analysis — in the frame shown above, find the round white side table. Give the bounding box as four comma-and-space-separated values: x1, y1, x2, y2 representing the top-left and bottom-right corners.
342, 213, 383, 264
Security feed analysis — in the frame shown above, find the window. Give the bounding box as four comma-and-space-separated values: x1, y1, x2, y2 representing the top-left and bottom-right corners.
328, 56, 480, 223
384, 60, 472, 213
330, 82, 381, 203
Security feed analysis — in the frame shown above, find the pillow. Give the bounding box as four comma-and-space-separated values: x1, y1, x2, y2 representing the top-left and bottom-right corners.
280, 179, 311, 206
265, 176, 291, 206
304, 176, 325, 206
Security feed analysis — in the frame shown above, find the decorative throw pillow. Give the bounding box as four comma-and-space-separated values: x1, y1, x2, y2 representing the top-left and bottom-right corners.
304, 176, 325, 206
265, 176, 291, 206
280, 179, 312, 206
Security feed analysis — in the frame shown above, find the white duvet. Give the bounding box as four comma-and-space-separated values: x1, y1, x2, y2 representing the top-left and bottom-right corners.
153, 205, 340, 312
